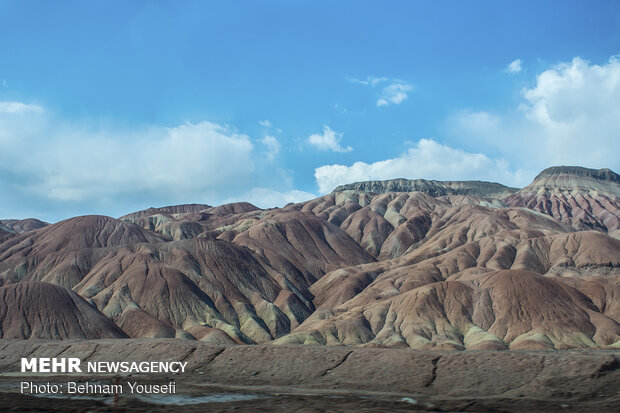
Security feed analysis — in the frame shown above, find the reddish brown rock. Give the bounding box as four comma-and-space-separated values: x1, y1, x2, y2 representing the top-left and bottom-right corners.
504, 166, 620, 231
0, 166, 618, 351
0, 282, 127, 339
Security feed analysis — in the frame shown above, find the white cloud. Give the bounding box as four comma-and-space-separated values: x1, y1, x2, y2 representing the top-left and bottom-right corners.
0, 107, 310, 221
0, 101, 43, 113
225, 188, 316, 209
505, 59, 523, 74
260, 135, 281, 160
377, 82, 412, 106
15, 121, 257, 202
258, 119, 272, 127
314, 139, 524, 193
308, 126, 353, 153
349, 76, 412, 106
452, 55, 620, 172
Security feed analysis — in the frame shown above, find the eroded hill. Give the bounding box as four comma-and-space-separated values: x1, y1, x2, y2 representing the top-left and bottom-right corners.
0, 166, 618, 350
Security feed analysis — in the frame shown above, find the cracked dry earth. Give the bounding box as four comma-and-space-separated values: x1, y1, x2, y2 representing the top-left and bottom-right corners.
0, 340, 618, 412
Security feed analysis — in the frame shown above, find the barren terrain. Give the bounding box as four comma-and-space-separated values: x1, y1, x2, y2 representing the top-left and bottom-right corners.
0, 339, 618, 412
1, 166, 619, 410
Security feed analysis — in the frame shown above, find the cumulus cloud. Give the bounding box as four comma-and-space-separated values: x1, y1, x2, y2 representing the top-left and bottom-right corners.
505, 59, 523, 74
0, 106, 308, 220
452, 56, 620, 172
377, 83, 412, 106
308, 126, 353, 153
0, 101, 43, 113
260, 135, 281, 160
314, 139, 524, 193
10, 121, 256, 202
258, 119, 272, 127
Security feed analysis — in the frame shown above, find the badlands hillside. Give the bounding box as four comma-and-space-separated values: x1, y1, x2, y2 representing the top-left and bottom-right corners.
0, 166, 619, 350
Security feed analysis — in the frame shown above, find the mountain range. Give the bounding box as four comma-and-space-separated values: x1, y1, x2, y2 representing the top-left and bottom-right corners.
1, 166, 619, 350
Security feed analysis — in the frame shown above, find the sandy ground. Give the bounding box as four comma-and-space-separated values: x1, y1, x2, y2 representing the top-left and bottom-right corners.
0, 339, 618, 412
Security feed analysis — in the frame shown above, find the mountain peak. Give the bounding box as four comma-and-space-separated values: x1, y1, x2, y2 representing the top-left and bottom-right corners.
504, 166, 620, 231
524, 166, 620, 195
332, 178, 518, 199
533, 166, 620, 184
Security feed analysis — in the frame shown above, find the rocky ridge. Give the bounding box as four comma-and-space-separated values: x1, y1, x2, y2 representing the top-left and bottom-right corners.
333, 178, 518, 199
505, 166, 620, 231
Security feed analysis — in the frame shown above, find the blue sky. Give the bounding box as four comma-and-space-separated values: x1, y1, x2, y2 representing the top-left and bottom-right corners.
1, 1, 620, 222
